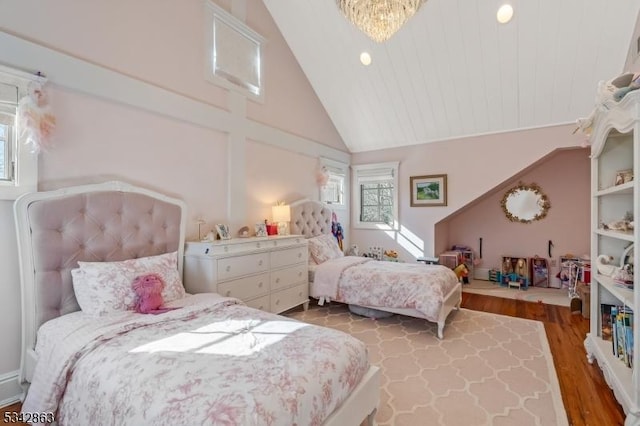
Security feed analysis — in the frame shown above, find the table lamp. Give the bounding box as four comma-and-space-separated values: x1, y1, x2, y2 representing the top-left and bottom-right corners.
272, 204, 291, 235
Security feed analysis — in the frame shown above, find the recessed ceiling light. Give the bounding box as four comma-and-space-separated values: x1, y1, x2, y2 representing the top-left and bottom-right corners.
360, 52, 372, 66
497, 4, 513, 24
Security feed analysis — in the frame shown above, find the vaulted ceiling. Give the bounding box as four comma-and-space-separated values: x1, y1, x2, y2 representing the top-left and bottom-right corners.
263, 0, 640, 153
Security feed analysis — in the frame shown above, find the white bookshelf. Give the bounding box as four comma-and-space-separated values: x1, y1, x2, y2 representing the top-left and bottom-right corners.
585, 90, 640, 425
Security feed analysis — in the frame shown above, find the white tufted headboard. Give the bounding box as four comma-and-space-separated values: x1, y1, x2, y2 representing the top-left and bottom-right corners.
289, 199, 333, 238
14, 181, 186, 386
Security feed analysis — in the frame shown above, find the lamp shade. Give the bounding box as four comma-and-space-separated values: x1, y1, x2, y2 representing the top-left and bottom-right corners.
272, 205, 291, 223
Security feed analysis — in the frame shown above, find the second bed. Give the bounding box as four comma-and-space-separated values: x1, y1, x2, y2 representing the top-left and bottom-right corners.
290, 200, 462, 339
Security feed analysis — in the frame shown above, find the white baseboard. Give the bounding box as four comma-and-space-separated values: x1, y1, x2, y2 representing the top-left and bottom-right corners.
474, 267, 490, 281
0, 371, 23, 408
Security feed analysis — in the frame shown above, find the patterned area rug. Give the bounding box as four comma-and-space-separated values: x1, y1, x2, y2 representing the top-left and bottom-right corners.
462, 280, 571, 307
286, 304, 568, 426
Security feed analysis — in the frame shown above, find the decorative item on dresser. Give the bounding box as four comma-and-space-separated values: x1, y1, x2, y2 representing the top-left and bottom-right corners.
183, 235, 310, 313
584, 89, 640, 425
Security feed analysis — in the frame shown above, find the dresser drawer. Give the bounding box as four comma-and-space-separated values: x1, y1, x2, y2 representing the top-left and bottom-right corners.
271, 264, 307, 291
271, 246, 307, 269
271, 283, 309, 314
217, 252, 269, 281
217, 272, 269, 300
244, 294, 270, 311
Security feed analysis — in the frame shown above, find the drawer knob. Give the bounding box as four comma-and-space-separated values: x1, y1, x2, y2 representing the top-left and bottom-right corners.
224, 246, 229, 252
226, 266, 231, 272
299, 291, 303, 297
297, 253, 302, 258
259, 260, 263, 266
259, 282, 263, 288
274, 241, 278, 246
257, 242, 261, 248
275, 278, 280, 283
275, 299, 280, 305
226, 290, 231, 296
259, 305, 264, 310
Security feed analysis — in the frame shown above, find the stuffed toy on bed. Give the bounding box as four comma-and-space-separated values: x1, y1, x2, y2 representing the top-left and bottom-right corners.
132, 273, 177, 314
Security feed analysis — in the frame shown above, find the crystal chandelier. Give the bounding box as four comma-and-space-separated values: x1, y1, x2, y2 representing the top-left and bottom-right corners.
336, 0, 426, 43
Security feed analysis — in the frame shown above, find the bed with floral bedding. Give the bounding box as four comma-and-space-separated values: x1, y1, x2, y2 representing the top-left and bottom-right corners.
14, 181, 379, 426
290, 200, 462, 339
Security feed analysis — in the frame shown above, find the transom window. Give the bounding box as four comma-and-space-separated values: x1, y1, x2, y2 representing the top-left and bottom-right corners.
319, 158, 347, 209
352, 162, 399, 229
0, 65, 42, 200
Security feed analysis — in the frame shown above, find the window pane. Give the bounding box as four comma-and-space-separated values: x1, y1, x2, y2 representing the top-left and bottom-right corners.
361, 206, 380, 222
0, 139, 5, 180
360, 180, 395, 224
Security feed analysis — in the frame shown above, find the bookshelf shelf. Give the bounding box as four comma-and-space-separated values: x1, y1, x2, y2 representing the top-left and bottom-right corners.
595, 273, 635, 311
586, 89, 640, 424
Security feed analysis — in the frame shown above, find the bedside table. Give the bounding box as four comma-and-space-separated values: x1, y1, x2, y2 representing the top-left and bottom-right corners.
183, 235, 309, 314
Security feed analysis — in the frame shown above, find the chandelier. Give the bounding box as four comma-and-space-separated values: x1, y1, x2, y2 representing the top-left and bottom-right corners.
336, 0, 426, 43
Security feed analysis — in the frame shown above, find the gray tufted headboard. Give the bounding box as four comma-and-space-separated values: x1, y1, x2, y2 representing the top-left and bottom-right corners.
14, 181, 186, 385
289, 199, 333, 238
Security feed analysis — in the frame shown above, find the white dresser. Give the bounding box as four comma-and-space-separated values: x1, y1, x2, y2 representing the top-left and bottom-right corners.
183, 235, 309, 314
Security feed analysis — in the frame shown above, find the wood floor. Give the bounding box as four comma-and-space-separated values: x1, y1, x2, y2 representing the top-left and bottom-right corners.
0, 292, 626, 425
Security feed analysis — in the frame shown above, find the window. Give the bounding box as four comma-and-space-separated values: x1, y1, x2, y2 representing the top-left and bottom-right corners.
0, 81, 17, 183
352, 162, 399, 229
204, 1, 265, 102
319, 158, 347, 209
0, 65, 42, 200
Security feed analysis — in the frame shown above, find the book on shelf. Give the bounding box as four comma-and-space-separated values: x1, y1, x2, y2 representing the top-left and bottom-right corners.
601, 304, 614, 342
605, 304, 634, 368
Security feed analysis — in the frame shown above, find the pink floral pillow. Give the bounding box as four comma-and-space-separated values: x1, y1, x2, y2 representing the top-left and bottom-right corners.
308, 234, 343, 264
72, 252, 185, 316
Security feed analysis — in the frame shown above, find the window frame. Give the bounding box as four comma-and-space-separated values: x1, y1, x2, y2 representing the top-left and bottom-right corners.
319, 157, 348, 210
351, 162, 399, 230
204, 1, 265, 102
0, 64, 42, 201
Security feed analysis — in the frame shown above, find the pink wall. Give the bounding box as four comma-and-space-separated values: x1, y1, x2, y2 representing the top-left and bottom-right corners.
245, 140, 319, 224
444, 148, 590, 282
0, 0, 346, 151
350, 125, 588, 261
37, 86, 230, 230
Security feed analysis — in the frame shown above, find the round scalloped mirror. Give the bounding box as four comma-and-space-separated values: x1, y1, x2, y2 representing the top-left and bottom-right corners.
501, 183, 550, 224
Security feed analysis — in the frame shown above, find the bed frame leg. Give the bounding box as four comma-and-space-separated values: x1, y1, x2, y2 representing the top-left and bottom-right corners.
365, 408, 377, 426
437, 322, 444, 339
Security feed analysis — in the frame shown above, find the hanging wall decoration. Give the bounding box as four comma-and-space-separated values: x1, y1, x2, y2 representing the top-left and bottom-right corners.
18, 80, 56, 153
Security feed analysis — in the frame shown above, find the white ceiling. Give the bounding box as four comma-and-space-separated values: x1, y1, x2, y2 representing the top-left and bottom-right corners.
263, 0, 640, 153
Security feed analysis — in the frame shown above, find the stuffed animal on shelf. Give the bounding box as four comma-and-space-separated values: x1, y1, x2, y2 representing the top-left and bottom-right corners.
613, 73, 640, 102
596, 254, 618, 277
132, 273, 176, 314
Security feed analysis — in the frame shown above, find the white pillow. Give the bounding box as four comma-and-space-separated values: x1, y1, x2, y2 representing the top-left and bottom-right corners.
72, 252, 185, 316
308, 234, 344, 264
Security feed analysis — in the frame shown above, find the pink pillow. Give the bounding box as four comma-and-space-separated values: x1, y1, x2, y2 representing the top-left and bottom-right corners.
308, 234, 343, 264
72, 252, 185, 316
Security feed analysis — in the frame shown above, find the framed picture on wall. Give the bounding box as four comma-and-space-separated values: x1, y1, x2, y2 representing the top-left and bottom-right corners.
410, 174, 447, 207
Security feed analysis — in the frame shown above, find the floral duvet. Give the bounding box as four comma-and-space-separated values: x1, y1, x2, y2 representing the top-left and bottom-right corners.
311, 258, 460, 323
22, 294, 370, 426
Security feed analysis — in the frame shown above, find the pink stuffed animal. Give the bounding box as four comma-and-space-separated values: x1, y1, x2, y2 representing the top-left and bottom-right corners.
132, 273, 175, 314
